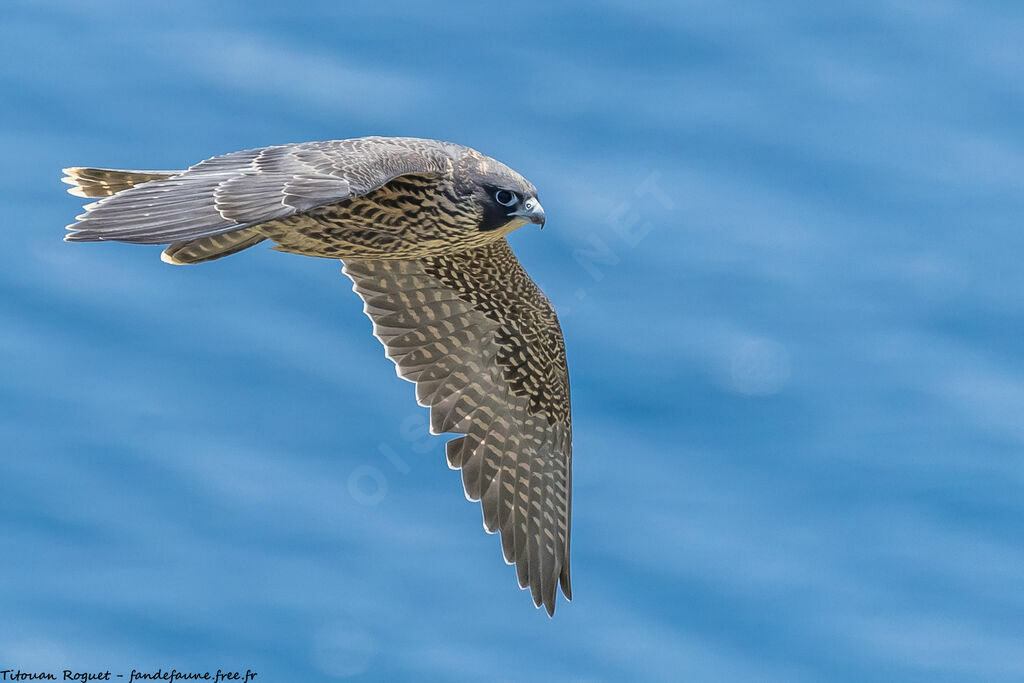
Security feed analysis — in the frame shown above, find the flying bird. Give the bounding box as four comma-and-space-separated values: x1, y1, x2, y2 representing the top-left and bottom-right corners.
62, 136, 573, 615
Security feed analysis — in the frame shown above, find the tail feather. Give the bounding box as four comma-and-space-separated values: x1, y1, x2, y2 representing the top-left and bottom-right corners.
161, 228, 266, 265
63, 166, 266, 264
61, 167, 181, 198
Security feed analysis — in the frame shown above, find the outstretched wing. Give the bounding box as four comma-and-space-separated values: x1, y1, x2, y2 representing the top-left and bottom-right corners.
343, 239, 573, 615
64, 137, 455, 244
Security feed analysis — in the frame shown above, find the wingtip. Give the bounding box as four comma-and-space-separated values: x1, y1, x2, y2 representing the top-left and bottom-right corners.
560, 569, 572, 601
531, 590, 556, 617
64, 228, 106, 243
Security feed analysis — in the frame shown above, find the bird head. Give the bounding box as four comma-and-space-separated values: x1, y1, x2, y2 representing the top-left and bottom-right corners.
454, 148, 546, 233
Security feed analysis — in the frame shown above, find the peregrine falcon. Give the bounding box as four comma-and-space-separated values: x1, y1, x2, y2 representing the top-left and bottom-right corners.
62, 137, 573, 615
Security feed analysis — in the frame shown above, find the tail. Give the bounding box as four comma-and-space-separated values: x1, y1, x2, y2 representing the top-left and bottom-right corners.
62, 166, 266, 264
160, 228, 266, 265
61, 167, 180, 198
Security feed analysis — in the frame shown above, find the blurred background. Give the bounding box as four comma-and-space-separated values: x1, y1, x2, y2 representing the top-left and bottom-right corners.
2, 1, 1024, 680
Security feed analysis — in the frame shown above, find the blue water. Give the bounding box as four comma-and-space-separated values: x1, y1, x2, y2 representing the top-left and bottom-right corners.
3, 1, 1024, 680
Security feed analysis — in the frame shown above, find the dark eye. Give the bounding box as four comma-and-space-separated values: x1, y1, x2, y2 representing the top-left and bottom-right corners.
494, 189, 517, 206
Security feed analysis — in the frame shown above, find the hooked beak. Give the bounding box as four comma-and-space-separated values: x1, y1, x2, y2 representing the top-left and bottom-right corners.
509, 198, 546, 229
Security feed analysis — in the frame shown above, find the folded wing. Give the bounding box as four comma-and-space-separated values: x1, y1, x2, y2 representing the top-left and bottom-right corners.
64, 137, 452, 244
